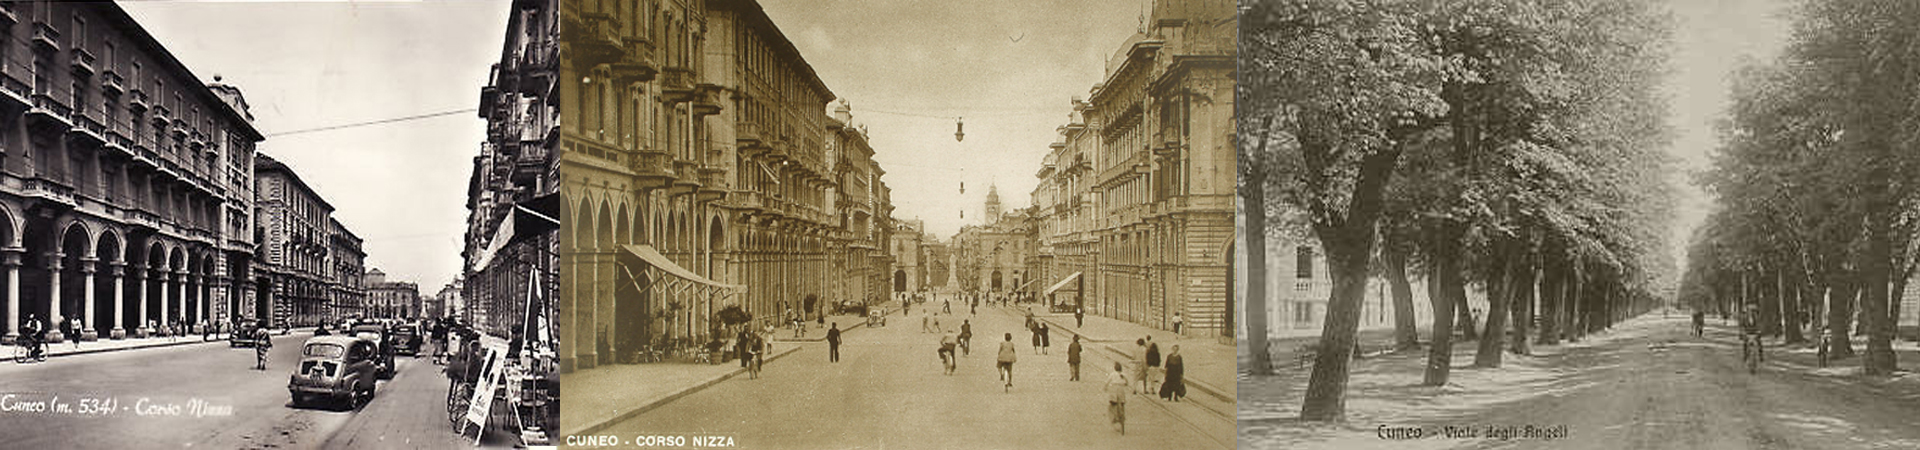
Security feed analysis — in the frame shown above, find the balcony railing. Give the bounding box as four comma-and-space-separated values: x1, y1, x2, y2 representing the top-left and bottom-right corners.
23, 177, 77, 207
660, 67, 694, 100
30, 22, 58, 51
71, 49, 95, 77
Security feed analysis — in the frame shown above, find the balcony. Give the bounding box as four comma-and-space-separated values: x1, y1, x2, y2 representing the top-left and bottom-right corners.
736, 122, 765, 150
660, 67, 694, 102
30, 22, 58, 52
101, 71, 123, 96
608, 39, 656, 85
0, 4, 16, 27
127, 89, 148, 113
67, 113, 106, 147
26, 94, 73, 132
0, 70, 25, 115
1153, 139, 1182, 157
22, 177, 77, 208
562, 11, 624, 67
692, 84, 724, 116
70, 49, 95, 77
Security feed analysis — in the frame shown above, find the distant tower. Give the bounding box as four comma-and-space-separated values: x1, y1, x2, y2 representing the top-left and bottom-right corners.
984, 185, 1003, 224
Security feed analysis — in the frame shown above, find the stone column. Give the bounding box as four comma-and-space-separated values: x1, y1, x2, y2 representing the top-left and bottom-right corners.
110, 262, 125, 339
46, 254, 64, 343
158, 267, 171, 335
80, 258, 97, 341
2, 248, 21, 344
192, 274, 205, 334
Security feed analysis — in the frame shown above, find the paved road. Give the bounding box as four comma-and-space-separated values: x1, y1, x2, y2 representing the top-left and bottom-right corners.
0, 332, 519, 449
1456, 321, 1920, 450
593, 306, 1234, 449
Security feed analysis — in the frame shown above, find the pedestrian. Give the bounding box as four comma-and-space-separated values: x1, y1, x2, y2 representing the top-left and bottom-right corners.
1691, 310, 1705, 337
944, 298, 951, 314
737, 328, 752, 368
959, 320, 973, 356
253, 327, 273, 370
1075, 307, 1084, 328
932, 314, 942, 333
1067, 335, 1083, 381
922, 311, 931, 333
825, 322, 843, 363
747, 332, 764, 380
1145, 335, 1162, 391
68, 318, 82, 349
1173, 312, 1184, 335
997, 333, 1018, 390
1160, 345, 1186, 402
1106, 361, 1129, 435
1031, 323, 1042, 353
1132, 338, 1149, 394
1039, 322, 1051, 355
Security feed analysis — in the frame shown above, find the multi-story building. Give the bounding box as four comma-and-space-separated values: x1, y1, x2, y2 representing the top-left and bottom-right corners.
362, 268, 420, 320
326, 217, 365, 322
888, 219, 928, 294
1030, 0, 1235, 336
559, 0, 894, 373
952, 192, 1035, 295
436, 278, 462, 320
0, 2, 265, 343
463, 0, 558, 340
253, 154, 349, 327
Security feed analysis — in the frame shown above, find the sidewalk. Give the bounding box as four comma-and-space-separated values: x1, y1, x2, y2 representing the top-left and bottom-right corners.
560, 316, 879, 437
11, 328, 311, 359
1024, 309, 1237, 404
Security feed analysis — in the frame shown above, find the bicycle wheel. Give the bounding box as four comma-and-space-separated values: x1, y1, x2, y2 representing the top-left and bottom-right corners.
448, 381, 472, 427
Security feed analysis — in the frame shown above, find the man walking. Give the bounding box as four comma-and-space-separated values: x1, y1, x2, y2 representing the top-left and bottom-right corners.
1173, 311, 1184, 335
1145, 335, 1162, 391
997, 333, 1018, 391
826, 322, 842, 363
1075, 307, 1085, 328
1067, 335, 1083, 381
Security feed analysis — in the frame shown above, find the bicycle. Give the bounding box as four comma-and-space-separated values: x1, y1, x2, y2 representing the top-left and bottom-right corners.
1741, 333, 1762, 374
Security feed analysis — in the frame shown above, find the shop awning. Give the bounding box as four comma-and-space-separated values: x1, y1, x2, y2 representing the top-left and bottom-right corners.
618, 245, 745, 292
467, 194, 561, 271
1043, 272, 1083, 296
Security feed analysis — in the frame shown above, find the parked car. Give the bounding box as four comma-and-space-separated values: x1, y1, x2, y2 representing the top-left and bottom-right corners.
288, 335, 378, 409
391, 324, 421, 356
230, 319, 264, 348
349, 324, 396, 379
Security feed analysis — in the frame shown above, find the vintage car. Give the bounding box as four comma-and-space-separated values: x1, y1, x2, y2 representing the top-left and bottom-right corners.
229, 319, 265, 348
391, 324, 421, 356
349, 324, 397, 379
288, 335, 378, 408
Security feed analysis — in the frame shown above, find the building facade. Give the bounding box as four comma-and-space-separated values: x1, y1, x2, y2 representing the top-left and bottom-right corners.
0, 2, 265, 343
1029, 0, 1236, 336
362, 268, 420, 320
436, 278, 462, 320
254, 155, 357, 327
560, 0, 894, 373
952, 195, 1035, 295
888, 219, 928, 294
326, 217, 365, 322
463, 0, 559, 341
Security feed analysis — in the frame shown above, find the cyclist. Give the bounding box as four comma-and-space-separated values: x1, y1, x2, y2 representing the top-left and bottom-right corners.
19, 313, 46, 362
958, 320, 972, 356
1105, 361, 1128, 434
939, 332, 957, 375
1739, 305, 1762, 372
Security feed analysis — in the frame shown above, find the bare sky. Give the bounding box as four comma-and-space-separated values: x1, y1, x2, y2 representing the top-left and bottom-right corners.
119, 0, 512, 292
758, 0, 1147, 238
1665, 0, 1792, 267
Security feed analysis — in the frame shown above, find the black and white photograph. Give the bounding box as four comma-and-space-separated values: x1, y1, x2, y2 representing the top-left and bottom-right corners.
1237, 0, 1920, 449
557, 0, 1234, 448
0, 1, 559, 448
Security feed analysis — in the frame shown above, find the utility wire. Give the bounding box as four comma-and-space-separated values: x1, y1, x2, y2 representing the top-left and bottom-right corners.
264, 108, 478, 137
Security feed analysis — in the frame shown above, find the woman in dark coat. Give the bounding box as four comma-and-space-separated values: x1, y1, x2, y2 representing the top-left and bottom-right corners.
1159, 345, 1186, 401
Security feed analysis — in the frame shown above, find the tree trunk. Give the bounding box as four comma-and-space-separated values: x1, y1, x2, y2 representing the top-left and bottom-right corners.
1475, 237, 1515, 367
1536, 256, 1564, 346
1782, 260, 1805, 345
1510, 244, 1537, 355
1386, 247, 1420, 350
1860, 224, 1897, 375
1297, 138, 1405, 422
1422, 231, 1461, 386
1828, 268, 1857, 360
1457, 294, 1479, 342
1241, 120, 1275, 376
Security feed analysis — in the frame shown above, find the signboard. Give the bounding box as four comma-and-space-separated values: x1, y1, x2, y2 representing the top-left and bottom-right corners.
464, 341, 509, 433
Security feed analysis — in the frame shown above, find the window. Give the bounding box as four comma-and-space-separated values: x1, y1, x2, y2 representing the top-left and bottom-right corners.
1295, 246, 1314, 279
1294, 301, 1315, 323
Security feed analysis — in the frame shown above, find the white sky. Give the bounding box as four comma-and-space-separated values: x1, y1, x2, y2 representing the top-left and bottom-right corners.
1664, 0, 1793, 268
758, 0, 1146, 238
119, 0, 512, 292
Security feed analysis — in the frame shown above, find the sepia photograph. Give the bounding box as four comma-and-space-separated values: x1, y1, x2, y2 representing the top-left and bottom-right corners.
557, 0, 1233, 448
0, 1, 558, 448
1236, 0, 1920, 449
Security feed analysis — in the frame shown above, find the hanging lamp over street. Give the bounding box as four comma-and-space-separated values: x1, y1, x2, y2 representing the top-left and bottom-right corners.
955, 117, 965, 142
